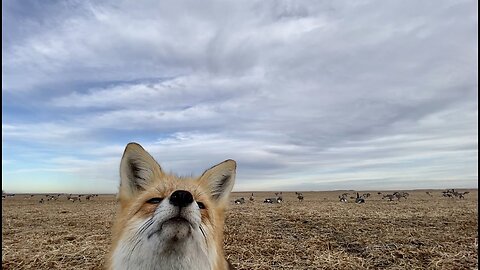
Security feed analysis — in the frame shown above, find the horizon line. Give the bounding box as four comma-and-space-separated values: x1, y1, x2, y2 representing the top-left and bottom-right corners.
3, 187, 478, 195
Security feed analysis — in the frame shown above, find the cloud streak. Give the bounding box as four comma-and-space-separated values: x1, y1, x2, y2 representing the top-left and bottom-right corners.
2, 0, 478, 193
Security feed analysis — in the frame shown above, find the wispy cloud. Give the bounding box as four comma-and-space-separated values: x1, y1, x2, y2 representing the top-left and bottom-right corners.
2, 0, 477, 193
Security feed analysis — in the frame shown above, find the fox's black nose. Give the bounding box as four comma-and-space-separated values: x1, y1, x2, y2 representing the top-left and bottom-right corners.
169, 190, 194, 208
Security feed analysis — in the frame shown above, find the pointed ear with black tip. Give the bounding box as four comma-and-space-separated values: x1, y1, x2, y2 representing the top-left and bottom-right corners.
119, 142, 162, 200
199, 159, 236, 205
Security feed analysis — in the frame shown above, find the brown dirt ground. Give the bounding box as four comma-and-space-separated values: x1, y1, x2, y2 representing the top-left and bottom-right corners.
2, 189, 478, 269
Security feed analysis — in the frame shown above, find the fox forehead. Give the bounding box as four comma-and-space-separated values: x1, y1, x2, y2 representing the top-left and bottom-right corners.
121, 174, 207, 197
115, 177, 213, 232
118, 174, 212, 211
142, 178, 210, 202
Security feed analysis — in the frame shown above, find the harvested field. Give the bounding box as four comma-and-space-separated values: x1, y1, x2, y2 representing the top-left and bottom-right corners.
2, 190, 478, 269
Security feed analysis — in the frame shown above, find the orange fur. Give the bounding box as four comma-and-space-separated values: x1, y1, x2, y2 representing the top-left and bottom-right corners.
106, 143, 235, 270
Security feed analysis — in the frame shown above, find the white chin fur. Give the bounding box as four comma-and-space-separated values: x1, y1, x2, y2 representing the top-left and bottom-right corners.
153, 219, 192, 241
112, 201, 213, 270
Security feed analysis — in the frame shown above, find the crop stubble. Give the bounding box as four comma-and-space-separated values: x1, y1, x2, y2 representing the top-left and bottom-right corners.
2, 190, 478, 269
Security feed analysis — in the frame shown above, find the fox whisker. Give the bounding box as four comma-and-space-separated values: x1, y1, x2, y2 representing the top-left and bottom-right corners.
133, 217, 155, 242
128, 218, 155, 259
199, 224, 207, 240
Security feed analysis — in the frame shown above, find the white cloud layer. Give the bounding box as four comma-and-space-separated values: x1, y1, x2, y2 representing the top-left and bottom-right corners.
2, 0, 478, 193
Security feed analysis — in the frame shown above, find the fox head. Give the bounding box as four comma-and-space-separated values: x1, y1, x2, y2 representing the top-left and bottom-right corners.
108, 143, 236, 270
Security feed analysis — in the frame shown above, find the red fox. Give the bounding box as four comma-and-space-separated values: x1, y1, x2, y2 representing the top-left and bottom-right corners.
107, 143, 236, 270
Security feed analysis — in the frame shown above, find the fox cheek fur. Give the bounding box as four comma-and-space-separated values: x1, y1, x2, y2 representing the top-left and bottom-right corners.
107, 142, 236, 270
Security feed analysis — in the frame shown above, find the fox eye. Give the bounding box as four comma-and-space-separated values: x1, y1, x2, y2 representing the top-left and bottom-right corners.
146, 197, 163, 204
197, 202, 206, 209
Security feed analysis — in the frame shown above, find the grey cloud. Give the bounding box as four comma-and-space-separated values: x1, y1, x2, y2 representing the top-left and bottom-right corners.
2, 0, 477, 192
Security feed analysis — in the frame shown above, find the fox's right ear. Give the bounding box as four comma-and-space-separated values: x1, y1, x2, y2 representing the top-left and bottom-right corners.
119, 143, 162, 200
198, 159, 236, 205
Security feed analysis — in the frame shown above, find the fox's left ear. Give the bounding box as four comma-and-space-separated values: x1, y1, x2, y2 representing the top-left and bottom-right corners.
199, 159, 236, 204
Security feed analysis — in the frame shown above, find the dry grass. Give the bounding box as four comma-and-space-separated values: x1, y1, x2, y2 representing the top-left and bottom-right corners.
2, 190, 478, 269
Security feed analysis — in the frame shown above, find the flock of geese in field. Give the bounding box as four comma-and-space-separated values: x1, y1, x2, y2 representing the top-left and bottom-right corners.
1, 193, 99, 203
232, 189, 471, 205
1, 189, 472, 204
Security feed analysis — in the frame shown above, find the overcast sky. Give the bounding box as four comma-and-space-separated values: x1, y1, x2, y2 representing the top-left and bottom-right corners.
2, 0, 478, 194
